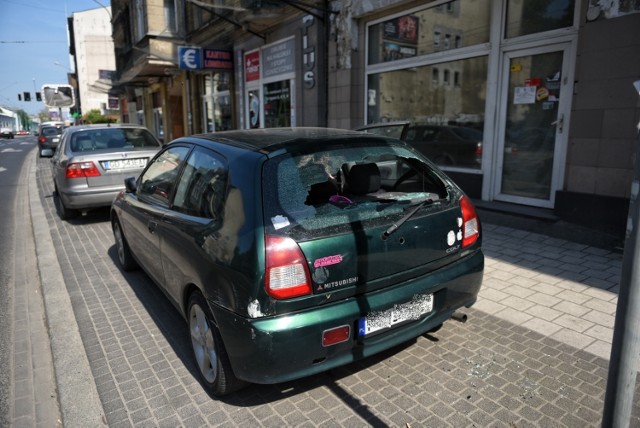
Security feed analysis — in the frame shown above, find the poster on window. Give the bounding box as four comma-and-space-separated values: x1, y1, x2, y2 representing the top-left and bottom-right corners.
264, 80, 291, 128
382, 15, 418, 62
384, 15, 419, 43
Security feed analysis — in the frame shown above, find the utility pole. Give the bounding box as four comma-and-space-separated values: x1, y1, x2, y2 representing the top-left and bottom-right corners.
602, 80, 640, 427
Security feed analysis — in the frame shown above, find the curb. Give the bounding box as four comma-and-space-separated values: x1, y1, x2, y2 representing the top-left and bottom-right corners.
28, 149, 106, 427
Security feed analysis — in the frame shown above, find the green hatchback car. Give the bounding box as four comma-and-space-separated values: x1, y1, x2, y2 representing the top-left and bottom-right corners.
110, 127, 484, 395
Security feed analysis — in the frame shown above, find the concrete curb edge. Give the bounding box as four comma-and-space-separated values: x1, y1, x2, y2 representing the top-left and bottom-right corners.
28, 149, 106, 427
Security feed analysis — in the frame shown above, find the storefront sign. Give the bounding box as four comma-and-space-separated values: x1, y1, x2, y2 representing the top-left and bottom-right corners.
203, 49, 233, 71
178, 46, 202, 70
302, 15, 315, 89
245, 51, 260, 82
263, 39, 294, 78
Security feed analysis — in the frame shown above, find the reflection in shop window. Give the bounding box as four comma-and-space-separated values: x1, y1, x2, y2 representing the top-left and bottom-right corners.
367, 56, 487, 169
505, 0, 575, 38
368, 0, 490, 65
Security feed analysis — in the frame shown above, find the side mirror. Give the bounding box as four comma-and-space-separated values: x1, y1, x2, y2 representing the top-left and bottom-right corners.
124, 176, 138, 193
41, 148, 54, 157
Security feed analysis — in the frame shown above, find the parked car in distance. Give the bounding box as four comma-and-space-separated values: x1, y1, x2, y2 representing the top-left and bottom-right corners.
359, 122, 483, 169
404, 125, 483, 168
16, 130, 30, 136
38, 124, 65, 156
48, 123, 162, 219
0, 127, 14, 139
37, 120, 65, 136
111, 127, 484, 396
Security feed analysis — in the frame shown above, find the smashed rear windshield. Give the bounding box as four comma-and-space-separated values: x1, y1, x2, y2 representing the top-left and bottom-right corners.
263, 144, 451, 235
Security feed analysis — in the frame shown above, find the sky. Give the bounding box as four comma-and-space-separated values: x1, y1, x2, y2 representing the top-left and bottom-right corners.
0, 0, 111, 116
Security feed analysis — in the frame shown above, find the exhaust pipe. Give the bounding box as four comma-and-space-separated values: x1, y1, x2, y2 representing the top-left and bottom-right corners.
451, 311, 467, 323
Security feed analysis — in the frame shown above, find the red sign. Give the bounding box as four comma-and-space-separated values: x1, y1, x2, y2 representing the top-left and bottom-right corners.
245, 51, 260, 82
203, 49, 233, 71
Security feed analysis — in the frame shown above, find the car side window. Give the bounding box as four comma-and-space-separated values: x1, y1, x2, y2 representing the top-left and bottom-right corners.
173, 147, 227, 219
138, 146, 191, 207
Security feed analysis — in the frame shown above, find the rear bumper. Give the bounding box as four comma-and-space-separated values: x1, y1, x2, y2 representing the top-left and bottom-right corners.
213, 249, 484, 384
59, 186, 121, 210
39, 142, 59, 150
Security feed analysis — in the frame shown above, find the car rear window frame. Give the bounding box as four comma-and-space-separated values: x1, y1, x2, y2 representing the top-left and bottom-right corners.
262, 141, 452, 239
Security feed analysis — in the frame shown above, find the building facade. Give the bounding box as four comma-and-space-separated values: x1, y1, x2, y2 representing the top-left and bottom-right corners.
68, 6, 117, 119
109, 0, 640, 239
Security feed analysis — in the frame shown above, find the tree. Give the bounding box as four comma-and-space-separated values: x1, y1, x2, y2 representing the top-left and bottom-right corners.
39, 108, 53, 123
83, 109, 117, 124
17, 109, 31, 131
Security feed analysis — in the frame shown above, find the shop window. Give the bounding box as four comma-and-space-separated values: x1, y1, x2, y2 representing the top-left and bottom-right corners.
368, 0, 490, 65
367, 56, 488, 170
505, 0, 575, 38
264, 80, 291, 128
202, 73, 232, 132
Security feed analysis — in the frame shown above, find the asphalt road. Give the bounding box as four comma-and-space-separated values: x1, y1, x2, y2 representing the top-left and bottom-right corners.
0, 136, 60, 427
0, 135, 32, 426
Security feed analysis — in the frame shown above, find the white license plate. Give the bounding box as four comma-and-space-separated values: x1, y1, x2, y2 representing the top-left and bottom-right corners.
358, 293, 433, 337
53, 138, 60, 142
102, 158, 147, 170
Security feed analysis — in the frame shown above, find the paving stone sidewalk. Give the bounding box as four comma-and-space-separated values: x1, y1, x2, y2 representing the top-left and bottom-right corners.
18, 150, 640, 427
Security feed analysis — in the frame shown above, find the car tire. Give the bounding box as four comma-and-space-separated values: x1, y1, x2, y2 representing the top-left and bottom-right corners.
112, 218, 138, 271
188, 291, 245, 396
53, 187, 78, 220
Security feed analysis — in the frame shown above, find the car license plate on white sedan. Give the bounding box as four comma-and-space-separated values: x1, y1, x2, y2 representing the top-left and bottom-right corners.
102, 158, 147, 170
358, 293, 433, 337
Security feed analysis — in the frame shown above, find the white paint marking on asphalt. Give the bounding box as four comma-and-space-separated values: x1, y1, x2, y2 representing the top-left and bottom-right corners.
0, 167, 6, 172
1, 148, 23, 153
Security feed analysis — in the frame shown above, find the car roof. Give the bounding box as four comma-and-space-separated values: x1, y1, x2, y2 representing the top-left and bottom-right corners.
177, 127, 385, 154
63, 123, 149, 133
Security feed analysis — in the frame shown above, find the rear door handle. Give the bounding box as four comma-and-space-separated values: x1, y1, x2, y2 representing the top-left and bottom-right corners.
148, 220, 157, 234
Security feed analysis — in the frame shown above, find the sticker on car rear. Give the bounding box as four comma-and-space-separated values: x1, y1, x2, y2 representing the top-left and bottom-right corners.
358, 293, 433, 337
271, 215, 290, 230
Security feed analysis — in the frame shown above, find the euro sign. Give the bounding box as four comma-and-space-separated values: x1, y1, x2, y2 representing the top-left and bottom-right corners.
182, 48, 198, 69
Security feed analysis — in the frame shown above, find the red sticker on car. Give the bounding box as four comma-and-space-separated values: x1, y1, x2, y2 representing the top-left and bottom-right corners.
314, 255, 343, 268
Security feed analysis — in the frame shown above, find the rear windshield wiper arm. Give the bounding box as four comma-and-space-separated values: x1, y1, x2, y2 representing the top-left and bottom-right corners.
381, 199, 433, 240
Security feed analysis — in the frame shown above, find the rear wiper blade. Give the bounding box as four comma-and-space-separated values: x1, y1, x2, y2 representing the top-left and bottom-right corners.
381, 199, 434, 240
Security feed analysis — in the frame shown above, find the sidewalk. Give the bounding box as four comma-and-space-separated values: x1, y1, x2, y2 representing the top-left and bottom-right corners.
19, 149, 640, 427
477, 218, 621, 361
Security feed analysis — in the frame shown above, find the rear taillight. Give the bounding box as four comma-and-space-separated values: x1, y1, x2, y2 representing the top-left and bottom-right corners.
475, 142, 482, 156
460, 195, 479, 248
38, 136, 46, 144
265, 235, 312, 299
65, 162, 101, 179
